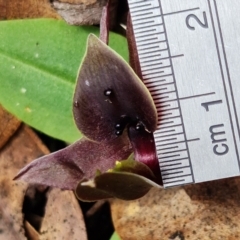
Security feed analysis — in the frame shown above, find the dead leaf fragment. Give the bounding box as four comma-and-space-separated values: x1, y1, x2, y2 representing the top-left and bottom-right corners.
40, 188, 87, 240
25, 221, 40, 240
111, 178, 240, 240
0, 105, 21, 149
0, 0, 60, 20
0, 122, 88, 239
51, 0, 118, 26
58, 0, 97, 4
0, 125, 49, 240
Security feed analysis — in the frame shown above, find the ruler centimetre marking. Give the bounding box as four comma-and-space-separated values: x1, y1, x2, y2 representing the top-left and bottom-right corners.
128, 0, 240, 187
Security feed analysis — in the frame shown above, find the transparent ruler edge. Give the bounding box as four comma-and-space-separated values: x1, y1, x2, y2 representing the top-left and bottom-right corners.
128, 0, 240, 187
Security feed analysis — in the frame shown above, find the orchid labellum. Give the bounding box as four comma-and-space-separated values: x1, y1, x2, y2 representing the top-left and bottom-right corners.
14, 34, 162, 201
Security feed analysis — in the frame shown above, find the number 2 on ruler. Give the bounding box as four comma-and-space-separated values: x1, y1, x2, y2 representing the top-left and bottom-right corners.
186, 11, 209, 30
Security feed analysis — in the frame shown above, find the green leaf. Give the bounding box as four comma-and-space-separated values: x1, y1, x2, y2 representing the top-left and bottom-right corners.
110, 232, 121, 240
0, 19, 128, 142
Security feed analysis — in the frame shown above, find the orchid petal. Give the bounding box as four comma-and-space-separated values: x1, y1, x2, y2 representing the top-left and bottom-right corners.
76, 172, 161, 201
73, 34, 157, 142
75, 159, 161, 201
99, 0, 110, 44
14, 136, 132, 190
126, 13, 142, 79
111, 158, 155, 180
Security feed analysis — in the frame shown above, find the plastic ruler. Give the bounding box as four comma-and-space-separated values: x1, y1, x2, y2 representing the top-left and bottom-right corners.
128, 0, 240, 187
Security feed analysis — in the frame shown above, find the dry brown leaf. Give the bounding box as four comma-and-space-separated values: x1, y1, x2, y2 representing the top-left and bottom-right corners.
111, 178, 240, 240
0, 105, 21, 149
40, 188, 87, 240
0, 118, 87, 239
0, 0, 60, 20
51, 0, 118, 26
0, 125, 49, 240
58, 0, 97, 4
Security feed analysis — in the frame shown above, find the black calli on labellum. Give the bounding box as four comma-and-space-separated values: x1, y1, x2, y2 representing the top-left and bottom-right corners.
14, 34, 162, 201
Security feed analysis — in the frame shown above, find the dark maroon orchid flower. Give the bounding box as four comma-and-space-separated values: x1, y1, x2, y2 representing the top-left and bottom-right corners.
14, 34, 162, 201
